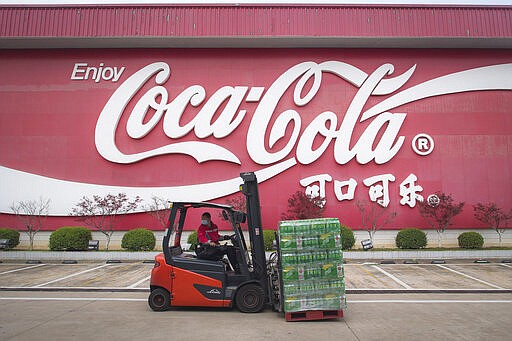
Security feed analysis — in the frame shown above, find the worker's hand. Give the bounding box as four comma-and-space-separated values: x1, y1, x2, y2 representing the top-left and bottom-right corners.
209, 241, 217, 246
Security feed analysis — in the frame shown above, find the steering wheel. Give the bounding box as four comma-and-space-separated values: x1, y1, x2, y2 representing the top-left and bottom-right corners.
228, 233, 238, 247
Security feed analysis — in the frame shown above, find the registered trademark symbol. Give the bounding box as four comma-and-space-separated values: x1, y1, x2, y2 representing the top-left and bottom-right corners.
412, 133, 434, 156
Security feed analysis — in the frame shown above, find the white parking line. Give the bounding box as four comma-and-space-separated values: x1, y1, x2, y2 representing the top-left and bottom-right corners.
436, 264, 504, 289
0, 297, 511, 304
352, 263, 512, 266
127, 275, 151, 289
500, 263, 512, 269
0, 297, 146, 302
0, 264, 46, 275
0, 286, 147, 291
348, 288, 510, 292
350, 300, 512, 304
372, 265, 412, 289
33, 264, 112, 288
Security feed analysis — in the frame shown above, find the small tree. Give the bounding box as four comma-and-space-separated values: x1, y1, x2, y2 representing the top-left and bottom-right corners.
356, 199, 397, 244
218, 193, 247, 224
10, 197, 51, 250
145, 196, 171, 229
281, 190, 325, 220
417, 192, 464, 248
473, 203, 511, 247
71, 193, 141, 250
224, 193, 247, 213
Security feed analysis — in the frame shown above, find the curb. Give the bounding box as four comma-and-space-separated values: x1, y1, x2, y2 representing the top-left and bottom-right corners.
0, 251, 160, 262
1, 250, 512, 262
343, 250, 512, 260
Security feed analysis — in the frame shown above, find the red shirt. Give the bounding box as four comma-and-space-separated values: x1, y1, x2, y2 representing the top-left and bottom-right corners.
198, 221, 220, 244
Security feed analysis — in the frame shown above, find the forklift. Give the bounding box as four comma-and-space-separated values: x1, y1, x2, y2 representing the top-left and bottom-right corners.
148, 172, 281, 313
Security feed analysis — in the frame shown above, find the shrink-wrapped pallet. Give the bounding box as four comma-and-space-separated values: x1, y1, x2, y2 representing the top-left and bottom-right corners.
279, 218, 346, 313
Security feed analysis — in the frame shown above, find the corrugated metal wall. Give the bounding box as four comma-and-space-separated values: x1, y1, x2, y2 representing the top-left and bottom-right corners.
1, 5, 511, 38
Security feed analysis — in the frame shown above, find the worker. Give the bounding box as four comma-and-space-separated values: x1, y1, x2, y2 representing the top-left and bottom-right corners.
196, 212, 240, 272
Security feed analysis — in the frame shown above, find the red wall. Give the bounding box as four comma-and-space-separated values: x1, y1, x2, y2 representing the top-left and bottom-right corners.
0, 48, 511, 231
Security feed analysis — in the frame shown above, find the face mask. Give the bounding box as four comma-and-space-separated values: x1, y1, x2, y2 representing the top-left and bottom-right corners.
201, 219, 209, 225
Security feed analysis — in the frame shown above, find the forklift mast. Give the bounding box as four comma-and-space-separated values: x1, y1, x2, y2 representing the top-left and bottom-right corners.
240, 172, 268, 291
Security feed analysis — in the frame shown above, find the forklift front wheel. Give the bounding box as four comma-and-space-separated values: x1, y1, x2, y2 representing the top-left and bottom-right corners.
148, 288, 170, 311
235, 284, 265, 313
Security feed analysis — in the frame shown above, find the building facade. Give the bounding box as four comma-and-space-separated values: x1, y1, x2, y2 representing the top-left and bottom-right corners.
1, 5, 511, 247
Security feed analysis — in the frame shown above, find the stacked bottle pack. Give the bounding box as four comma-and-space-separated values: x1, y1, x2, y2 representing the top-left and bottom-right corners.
279, 218, 347, 313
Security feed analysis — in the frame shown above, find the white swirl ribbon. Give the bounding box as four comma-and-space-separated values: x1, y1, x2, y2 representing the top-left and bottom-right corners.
0, 158, 297, 216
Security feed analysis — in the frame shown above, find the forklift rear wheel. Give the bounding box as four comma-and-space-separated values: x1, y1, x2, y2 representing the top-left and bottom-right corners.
235, 284, 265, 313
149, 288, 170, 311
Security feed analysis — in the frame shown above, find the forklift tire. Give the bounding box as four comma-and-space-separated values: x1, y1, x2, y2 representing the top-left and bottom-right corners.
235, 284, 265, 313
148, 288, 170, 311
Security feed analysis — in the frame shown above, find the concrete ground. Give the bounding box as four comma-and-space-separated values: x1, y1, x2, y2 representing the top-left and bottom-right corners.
0, 291, 511, 340
0, 260, 511, 340
1, 260, 511, 292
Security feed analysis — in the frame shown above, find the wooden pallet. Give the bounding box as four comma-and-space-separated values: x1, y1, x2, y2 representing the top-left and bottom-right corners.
285, 309, 343, 322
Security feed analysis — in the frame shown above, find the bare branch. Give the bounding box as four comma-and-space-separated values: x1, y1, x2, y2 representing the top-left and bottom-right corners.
417, 192, 464, 247
281, 190, 325, 220
145, 195, 171, 229
10, 197, 51, 250
356, 199, 396, 243
71, 193, 141, 250
474, 202, 511, 246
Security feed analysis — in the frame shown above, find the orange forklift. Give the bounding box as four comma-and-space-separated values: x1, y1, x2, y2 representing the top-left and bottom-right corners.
148, 172, 281, 313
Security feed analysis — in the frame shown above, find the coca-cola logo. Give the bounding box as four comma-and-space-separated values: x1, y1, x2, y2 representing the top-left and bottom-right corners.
1, 61, 511, 215
96, 61, 511, 168
95, 61, 511, 169
96, 61, 416, 166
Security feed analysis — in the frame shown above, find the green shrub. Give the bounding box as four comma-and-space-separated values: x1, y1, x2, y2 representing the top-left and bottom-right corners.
49, 227, 91, 251
458, 232, 484, 249
340, 225, 355, 250
263, 230, 276, 251
0, 228, 20, 248
396, 228, 428, 249
121, 228, 156, 251
187, 231, 198, 251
